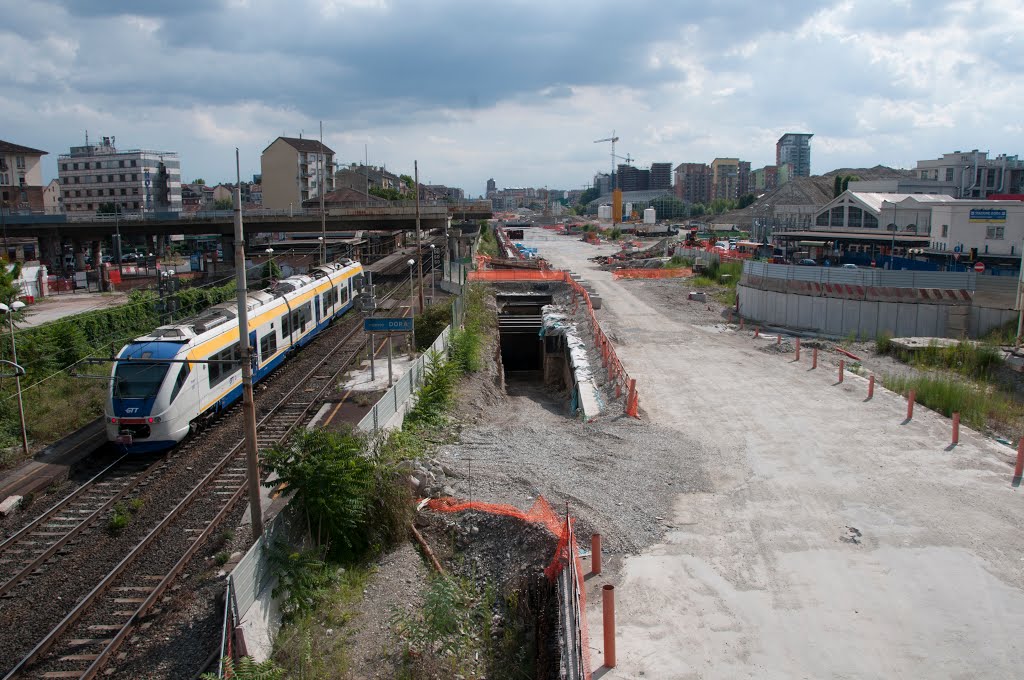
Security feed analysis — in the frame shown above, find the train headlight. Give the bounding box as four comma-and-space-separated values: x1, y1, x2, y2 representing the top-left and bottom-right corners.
110, 417, 118, 424
147, 417, 162, 424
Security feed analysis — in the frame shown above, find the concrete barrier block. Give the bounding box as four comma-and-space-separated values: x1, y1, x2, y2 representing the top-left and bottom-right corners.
688, 291, 707, 302
590, 295, 603, 310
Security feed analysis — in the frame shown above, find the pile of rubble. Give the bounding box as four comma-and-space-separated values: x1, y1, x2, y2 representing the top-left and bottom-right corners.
590, 237, 679, 269
402, 457, 457, 498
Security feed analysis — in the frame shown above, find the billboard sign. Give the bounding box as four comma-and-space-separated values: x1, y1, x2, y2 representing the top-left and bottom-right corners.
969, 208, 1006, 223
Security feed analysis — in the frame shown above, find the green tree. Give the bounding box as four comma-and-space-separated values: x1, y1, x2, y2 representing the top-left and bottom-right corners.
262, 258, 282, 287
833, 175, 843, 198
213, 198, 233, 210
192, 178, 206, 185
400, 173, 414, 189
737, 193, 757, 209
261, 428, 377, 559
842, 174, 860, 192
576, 187, 600, 211
369, 186, 404, 201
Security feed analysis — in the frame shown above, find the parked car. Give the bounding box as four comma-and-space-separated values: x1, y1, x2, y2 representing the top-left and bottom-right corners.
797, 259, 817, 266
841, 263, 858, 269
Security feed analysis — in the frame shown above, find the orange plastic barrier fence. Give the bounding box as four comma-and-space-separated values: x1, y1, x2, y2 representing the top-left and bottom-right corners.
426, 495, 592, 679
468, 269, 569, 282
612, 268, 693, 279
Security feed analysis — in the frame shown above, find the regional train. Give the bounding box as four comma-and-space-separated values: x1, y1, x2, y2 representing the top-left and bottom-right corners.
105, 259, 364, 453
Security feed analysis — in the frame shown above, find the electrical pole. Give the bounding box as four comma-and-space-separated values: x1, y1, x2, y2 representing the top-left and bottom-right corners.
414, 160, 425, 313
234, 148, 263, 538
319, 121, 327, 265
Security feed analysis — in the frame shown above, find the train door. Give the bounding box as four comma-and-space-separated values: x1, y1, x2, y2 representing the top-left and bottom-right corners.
249, 330, 257, 369
315, 296, 321, 326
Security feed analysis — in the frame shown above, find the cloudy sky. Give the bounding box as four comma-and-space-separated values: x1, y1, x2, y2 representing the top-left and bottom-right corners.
3, 0, 1022, 196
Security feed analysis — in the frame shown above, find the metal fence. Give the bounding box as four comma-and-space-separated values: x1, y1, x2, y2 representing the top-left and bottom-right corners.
741, 260, 1008, 290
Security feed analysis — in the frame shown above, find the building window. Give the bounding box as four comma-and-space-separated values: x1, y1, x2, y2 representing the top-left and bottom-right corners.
986, 225, 1004, 240
121, 188, 127, 196
133, 202, 140, 209
15, 156, 25, 169
131, 160, 137, 167
941, 224, 948, 237
61, 163, 68, 171
945, 168, 954, 182
119, 160, 125, 168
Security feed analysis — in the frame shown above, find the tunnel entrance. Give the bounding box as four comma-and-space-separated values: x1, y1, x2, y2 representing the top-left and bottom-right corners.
497, 293, 550, 375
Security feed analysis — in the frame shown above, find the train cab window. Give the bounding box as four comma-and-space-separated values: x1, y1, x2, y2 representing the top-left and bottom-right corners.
260, 333, 278, 359
170, 362, 191, 402
114, 362, 169, 399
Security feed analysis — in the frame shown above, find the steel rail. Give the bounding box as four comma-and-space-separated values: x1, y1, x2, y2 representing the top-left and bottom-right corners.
3, 306, 377, 679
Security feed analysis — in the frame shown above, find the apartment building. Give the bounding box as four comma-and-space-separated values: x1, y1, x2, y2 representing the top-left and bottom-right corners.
57, 136, 181, 215
649, 162, 672, 191
914, 150, 1024, 198
776, 133, 813, 177
0, 140, 47, 213
711, 158, 741, 200
673, 163, 712, 204
260, 136, 335, 210
43, 179, 62, 214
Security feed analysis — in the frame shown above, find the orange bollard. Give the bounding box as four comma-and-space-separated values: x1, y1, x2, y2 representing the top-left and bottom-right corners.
812, 347, 818, 369
838, 359, 844, 383
952, 412, 960, 445
868, 374, 875, 399
740, 317, 744, 330
592, 533, 602, 575
602, 585, 616, 668
907, 390, 915, 420
795, 338, 801, 361
1013, 438, 1024, 487
777, 334, 781, 346
754, 327, 760, 338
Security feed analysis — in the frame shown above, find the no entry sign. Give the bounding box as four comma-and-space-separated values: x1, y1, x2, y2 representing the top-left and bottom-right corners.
974, 261, 985, 273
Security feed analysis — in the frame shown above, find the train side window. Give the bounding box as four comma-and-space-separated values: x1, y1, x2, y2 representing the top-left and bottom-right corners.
208, 343, 241, 388
315, 296, 320, 321
281, 313, 291, 337
170, 362, 190, 402
260, 333, 277, 358
340, 284, 349, 305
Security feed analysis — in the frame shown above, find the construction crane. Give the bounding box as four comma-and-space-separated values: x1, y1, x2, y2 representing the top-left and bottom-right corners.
594, 131, 619, 191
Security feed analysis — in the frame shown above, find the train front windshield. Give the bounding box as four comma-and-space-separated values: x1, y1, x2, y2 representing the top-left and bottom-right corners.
114, 362, 170, 399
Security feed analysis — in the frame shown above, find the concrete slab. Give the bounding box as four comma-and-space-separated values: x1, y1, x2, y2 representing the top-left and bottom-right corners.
522, 231, 1024, 680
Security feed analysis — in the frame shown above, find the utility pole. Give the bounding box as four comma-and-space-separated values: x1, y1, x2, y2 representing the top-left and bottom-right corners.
414, 160, 425, 313
319, 121, 327, 265
234, 148, 263, 538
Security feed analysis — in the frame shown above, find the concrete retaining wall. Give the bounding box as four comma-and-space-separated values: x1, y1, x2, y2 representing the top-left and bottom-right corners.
738, 285, 1016, 339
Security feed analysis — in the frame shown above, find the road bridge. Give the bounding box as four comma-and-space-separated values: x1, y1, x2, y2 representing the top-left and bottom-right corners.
1, 201, 492, 269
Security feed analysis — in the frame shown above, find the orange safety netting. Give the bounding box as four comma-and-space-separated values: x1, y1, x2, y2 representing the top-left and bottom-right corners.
425, 495, 593, 679
612, 268, 693, 279
468, 269, 569, 282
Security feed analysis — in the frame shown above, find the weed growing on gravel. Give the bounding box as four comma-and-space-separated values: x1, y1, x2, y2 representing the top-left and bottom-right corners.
876, 331, 893, 354
882, 373, 1023, 431
107, 500, 139, 534
392, 573, 487, 677
880, 338, 1004, 381
665, 255, 693, 269
271, 564, 371, 678
202, 656, 285, 680
214, 551, 231, 566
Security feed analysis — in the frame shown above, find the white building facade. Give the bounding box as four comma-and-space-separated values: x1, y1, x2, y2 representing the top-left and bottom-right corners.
58, 136, 182, 215
914, 150, 1024, 198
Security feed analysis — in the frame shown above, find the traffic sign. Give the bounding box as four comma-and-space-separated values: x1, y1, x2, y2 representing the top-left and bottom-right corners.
953, 244, 962, 253
364, 317, 414, 332
953, 252, 960, 261
974, 261, 985, 273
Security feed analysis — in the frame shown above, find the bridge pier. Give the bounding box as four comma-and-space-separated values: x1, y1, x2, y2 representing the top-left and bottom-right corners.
73, 238, 86, 271
220, 234, 234, 266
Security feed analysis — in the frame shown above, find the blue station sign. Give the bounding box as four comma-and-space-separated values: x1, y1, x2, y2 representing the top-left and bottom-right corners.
969, 208, 1006, 223
364, 317, 414, 332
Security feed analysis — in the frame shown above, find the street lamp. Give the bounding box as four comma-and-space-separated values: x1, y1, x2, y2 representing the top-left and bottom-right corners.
408, 258, 416, 352
318, 236, 325, 265
429, 244, 436, 301
0, 301, 29, 457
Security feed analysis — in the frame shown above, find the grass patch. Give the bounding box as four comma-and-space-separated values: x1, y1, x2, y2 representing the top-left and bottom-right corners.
882, 372, 1023, 431
477, 223, 498, 258
272, 562, 373, 678
665, 255, 693, 269
879, 337, 1004, 381
107, 500, 140, 535
876, 331, 893, 354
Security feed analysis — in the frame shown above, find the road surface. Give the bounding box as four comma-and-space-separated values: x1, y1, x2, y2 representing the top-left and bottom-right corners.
524, 231, 1024, 679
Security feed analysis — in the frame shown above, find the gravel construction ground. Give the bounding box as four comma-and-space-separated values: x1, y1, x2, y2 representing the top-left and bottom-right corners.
521, 231, 1024, 679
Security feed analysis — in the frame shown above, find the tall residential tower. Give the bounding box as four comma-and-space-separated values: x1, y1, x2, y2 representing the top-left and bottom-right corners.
776, 133, 813, 178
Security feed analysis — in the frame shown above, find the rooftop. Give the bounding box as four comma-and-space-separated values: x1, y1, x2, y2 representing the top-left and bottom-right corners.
0, 140, 47, 156
267, 136, 336, 155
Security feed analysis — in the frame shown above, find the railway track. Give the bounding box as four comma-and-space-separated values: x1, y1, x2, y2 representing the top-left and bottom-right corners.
0, 281, 413, 679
